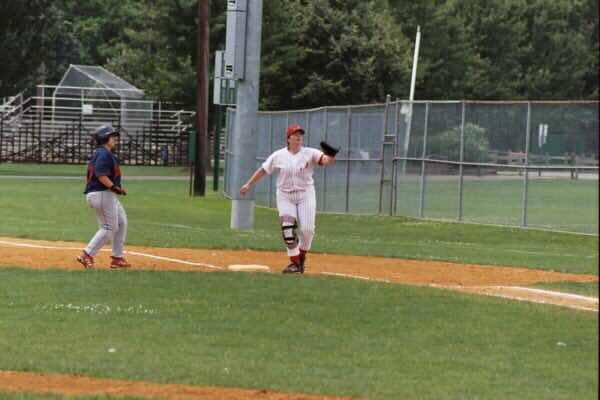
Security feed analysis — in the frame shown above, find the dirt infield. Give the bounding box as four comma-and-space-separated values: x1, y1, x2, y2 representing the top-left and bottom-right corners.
1, 237, 597, 303
0, 370, 352, 400
0, 237, 598, 400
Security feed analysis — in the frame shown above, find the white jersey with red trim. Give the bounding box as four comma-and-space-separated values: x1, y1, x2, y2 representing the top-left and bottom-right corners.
261, 147, 324, 192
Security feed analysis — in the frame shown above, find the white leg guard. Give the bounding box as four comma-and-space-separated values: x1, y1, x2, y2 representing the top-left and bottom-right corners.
280, 215, 300, 256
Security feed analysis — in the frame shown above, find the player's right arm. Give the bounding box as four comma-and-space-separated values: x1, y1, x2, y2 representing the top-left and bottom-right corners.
97, 175, 114, 189
240, 168, 267, 196
97, 175, 126, 195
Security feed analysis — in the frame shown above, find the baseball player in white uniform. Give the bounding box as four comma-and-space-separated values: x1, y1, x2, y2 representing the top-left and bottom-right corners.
240, 124, 337, 273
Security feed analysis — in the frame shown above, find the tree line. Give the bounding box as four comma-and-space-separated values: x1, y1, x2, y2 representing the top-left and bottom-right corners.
1, 0, 597, 111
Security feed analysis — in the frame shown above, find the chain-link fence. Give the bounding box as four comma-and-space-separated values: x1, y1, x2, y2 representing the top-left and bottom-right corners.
224, 100, 598, 234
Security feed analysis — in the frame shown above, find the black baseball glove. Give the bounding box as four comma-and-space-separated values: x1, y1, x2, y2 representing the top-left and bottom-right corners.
111, 186, 127, 196
320, 141, 340, 157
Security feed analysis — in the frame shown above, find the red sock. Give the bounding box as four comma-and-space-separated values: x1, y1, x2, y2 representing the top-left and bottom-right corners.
300, 249, 307, 257
290, 255, 301, 265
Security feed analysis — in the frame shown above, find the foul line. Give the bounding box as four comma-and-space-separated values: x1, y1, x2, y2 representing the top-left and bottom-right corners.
469, 290, 598, 312
496, 286, 597, 302
435, 284, 598, 303
431, 284, 597, 312
321, 271, 392, 283
125, 251, 221, 270
0, 240, 81, 250
0, 240, 221, 270
321, 271, 370, 280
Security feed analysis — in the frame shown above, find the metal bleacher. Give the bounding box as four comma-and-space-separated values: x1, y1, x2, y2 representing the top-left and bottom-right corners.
1, 84, 195, 165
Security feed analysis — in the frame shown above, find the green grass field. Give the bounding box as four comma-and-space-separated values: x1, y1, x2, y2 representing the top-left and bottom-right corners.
0, 165, 598, 400
1, 268, 597, 400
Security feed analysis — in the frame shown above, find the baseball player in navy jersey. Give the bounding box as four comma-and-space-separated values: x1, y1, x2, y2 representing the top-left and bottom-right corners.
77, 124, 130, 269
240, 124, 338, 274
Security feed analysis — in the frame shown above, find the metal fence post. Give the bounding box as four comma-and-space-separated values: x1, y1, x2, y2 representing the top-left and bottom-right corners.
345, 108, 352, 213
457, 101, 465, 221
78, 111, 83, 163
521, 102, 532, 226
268, 114, 274, 208
37, 85, 44, 162
378, 95, 391, 214
392, 98, 400, 215
213, 105, 222, 191
321, 108, 328, 211
418, 102, 430, 218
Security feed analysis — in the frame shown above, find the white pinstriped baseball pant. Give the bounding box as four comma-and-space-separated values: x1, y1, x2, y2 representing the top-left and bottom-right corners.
84, 190, 128, 258
276, 186, 316, 257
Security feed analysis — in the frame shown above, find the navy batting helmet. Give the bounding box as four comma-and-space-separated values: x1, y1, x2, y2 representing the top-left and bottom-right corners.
94, 124, 119, 144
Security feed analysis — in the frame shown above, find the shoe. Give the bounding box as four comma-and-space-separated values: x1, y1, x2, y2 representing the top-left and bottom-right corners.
110, 256, 131, 269
77, 251, 94, 269
282, 262, 302, 274
299, 253, 306, 274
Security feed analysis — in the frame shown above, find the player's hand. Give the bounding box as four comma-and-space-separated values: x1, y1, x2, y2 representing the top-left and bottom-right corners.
240, 184, 250, 196
111, 186, 126, 196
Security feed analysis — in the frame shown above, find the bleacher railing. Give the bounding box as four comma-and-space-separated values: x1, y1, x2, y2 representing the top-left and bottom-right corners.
0, 85, 195, 165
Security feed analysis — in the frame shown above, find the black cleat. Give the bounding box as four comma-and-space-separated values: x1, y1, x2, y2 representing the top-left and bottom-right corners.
299, 253, 306, 273
282, 262, 302, 274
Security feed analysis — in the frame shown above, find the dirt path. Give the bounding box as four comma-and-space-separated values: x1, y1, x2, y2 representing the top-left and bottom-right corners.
0, 371, 351, 400
1, 237, 597, 311
0, 237, 597, 400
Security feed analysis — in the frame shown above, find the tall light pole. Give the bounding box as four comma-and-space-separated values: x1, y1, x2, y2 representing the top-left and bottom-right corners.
194, 0, 210, 196
404, 25, 421, 159
229, 0, 263, 230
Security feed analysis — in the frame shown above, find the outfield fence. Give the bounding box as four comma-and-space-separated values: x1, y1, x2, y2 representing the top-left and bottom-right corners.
224, 99, 599, 234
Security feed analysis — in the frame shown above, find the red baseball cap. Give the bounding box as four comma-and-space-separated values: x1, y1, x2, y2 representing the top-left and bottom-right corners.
286, 124, 305, 138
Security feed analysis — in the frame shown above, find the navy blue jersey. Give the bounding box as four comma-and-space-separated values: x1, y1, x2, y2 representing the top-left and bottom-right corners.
84, 147, 122, 194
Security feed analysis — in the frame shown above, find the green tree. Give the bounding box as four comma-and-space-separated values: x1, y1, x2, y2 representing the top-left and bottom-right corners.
260, 0, 412, 109
105, 0, 228, 106
387, 0, 478, 100
0, 1, 55, 94
387, 0, 598, 100
456, 0, 531, 99
522, 0, 599, 100
427, 123, 489, 162
104, 1, 196, 105
2, 0, 598, 107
